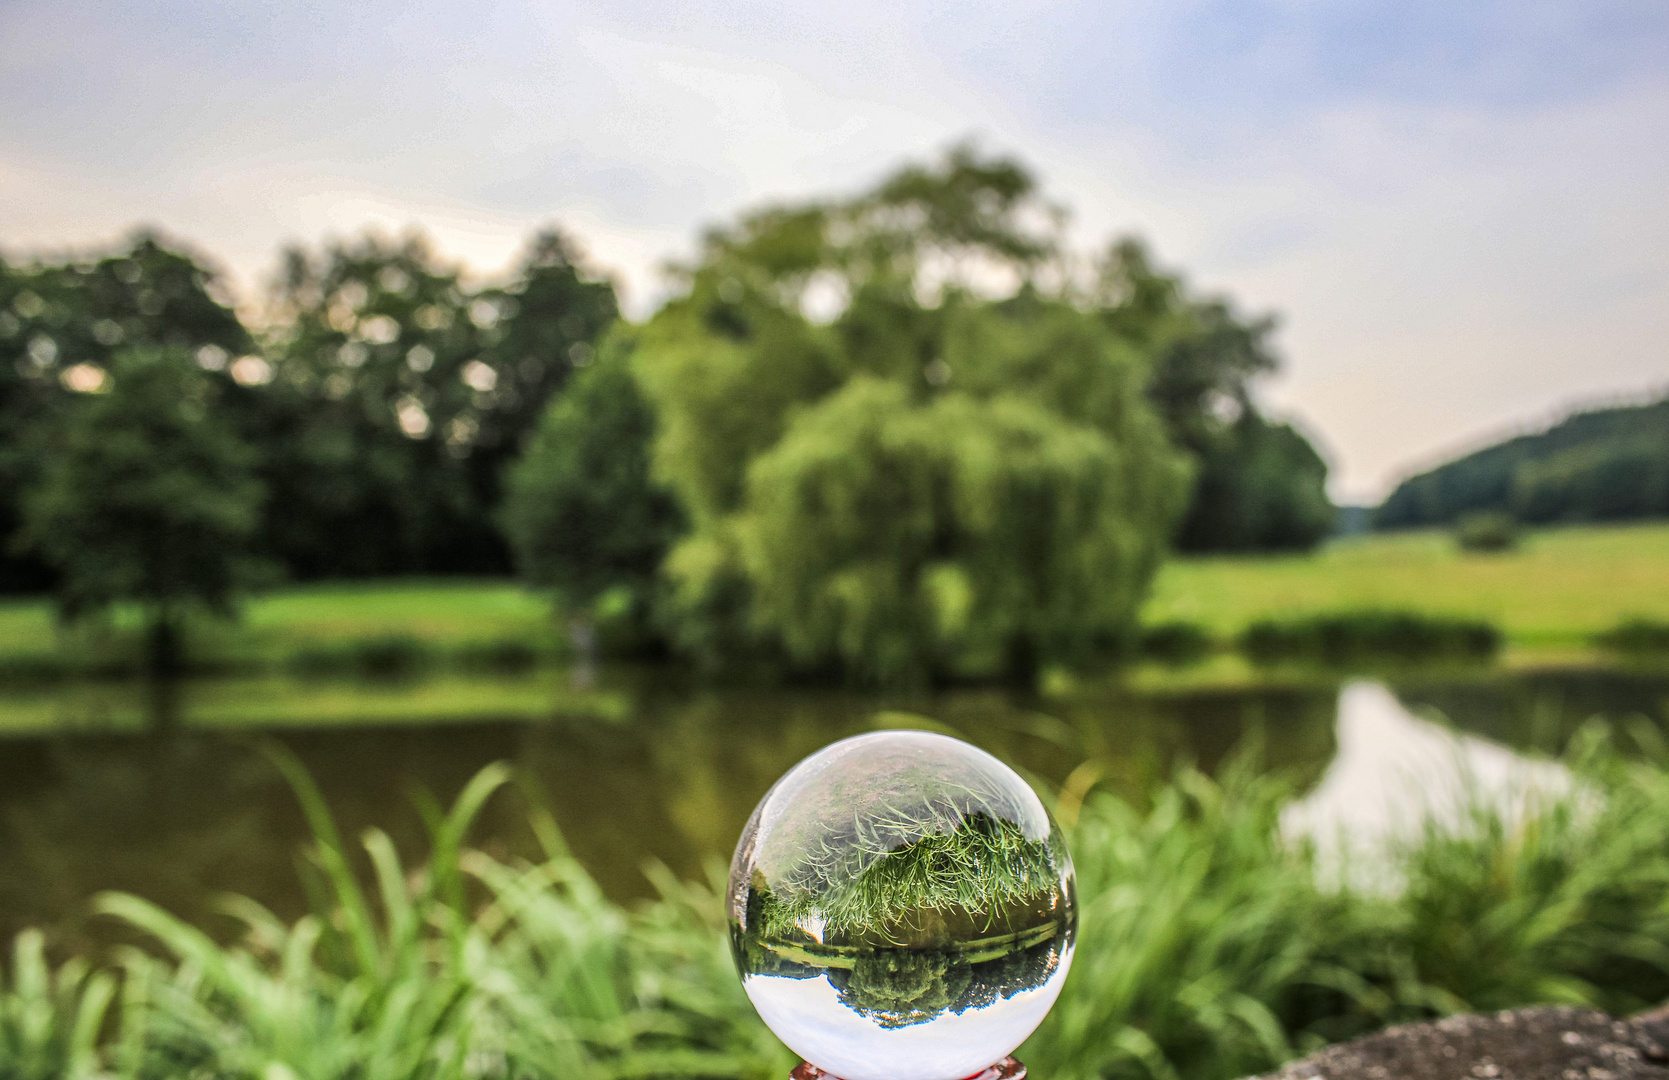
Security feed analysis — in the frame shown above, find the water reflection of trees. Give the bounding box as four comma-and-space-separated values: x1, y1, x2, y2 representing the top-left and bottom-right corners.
828, 929, 1070, 1029
1394, 670, 1669, 755
563, 674, 1341, 889
0, 670, 1338, 953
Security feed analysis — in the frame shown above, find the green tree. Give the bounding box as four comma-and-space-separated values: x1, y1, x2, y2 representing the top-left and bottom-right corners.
481, 229, 621, 457
1094, 239, 1335, 552
253, 228, 618, 578
634, 149, 1188, 682
500, 331, 683, 646
0, 234, 251, 592
1176, 415, 1335, 551
16, 348, 264, 672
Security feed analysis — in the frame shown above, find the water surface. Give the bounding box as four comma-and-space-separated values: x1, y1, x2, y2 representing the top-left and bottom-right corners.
0, 665, 1662, 955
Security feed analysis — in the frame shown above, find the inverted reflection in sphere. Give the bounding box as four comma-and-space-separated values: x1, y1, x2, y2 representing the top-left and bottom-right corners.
728, 731, 1076, 1080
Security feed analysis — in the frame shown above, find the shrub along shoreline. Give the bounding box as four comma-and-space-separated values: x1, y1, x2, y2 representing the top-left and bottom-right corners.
5, 608, 1669, 690
9, 729, 1669, 1080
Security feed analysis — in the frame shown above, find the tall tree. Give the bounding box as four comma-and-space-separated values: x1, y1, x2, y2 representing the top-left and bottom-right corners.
633, 149, 1188, 682
16, 348, 264, 672
501, 330, 683, 638
1094, 239, 1335, 552
0, 235, 250, 592
254, 228, 617, 578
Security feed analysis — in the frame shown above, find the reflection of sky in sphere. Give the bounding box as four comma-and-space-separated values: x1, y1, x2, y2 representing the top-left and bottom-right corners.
745, 951, 1072, 1080
730, 731, 1076, 1080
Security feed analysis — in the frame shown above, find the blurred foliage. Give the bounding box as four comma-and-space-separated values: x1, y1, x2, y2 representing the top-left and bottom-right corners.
1595, 618, 1669, 658
1138, 621, 1215, 665
250, 229, 618, 578
501, 331, 683, 631
14, 348, 265, 672
0, 150, 1341, 676
1238, 610, 1502, 667
0, 236, 251, 594
0, 228, 619, 590
1095, 240, 1335, 553
1454, 511, 1519, 553
1376, 397, 1669, 530
633, 148, 1189, 682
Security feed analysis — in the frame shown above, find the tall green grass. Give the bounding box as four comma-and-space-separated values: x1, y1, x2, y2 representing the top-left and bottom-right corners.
1026, 729, 1669, 1080
9, 730, 1669, 1080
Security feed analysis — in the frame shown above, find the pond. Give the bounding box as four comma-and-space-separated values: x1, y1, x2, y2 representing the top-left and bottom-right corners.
0, 665, 1665, 956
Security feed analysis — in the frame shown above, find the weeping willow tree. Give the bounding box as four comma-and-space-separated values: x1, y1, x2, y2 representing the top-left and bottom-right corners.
633, 148, 1189, 683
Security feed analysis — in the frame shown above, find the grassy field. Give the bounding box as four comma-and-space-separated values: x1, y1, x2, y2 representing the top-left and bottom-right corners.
0, 578, 559, 667
1144, 522, 1669, 650
0, 523, 1663, 672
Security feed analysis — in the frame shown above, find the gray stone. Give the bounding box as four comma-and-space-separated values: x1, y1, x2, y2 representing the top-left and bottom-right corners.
1245, 1005, 1669, 1080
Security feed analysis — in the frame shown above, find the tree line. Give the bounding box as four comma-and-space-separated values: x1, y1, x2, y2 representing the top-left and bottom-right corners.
1375, 396, 1669, 530
0, 149, 1333, 680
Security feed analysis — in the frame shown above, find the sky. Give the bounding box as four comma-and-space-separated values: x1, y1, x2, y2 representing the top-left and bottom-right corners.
1, 0, 1666, 503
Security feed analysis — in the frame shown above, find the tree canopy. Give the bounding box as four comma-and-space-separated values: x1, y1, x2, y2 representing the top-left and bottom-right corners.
249, 228, 619, 578
1094, 238, 1335, 552
501, 330, 683, 610
0, 235, 251, 592
15, 348, 264, 670
1, 149, 1345, 682
631, 149, 1189, 682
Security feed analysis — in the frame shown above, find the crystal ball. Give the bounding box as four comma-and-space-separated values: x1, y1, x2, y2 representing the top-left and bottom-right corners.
728, 731, 1077, 1080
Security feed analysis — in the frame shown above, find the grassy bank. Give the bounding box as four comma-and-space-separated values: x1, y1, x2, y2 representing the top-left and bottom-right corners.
1145, 522, 1669, 652
0, 523, 1664, 682
0, 580, 561, 680
9, 731, 1669, 1080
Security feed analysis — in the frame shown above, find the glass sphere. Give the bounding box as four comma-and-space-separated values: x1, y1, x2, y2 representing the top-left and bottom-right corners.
728, 731, 1076, 1080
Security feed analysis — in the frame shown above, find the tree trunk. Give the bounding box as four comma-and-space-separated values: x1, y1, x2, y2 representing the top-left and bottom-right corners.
146, 614, 181, 678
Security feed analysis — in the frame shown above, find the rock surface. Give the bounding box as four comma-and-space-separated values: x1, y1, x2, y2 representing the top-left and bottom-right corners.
1247, 1005, 1669, 1080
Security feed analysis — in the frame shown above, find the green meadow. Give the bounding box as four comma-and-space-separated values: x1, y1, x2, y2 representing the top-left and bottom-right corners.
1145, 522, 1669, 653
0, 579, 557, 669
0, 523, 1665, 676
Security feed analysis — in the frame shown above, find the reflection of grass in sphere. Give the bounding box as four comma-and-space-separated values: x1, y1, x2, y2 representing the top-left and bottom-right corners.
760, 780, 1061, 943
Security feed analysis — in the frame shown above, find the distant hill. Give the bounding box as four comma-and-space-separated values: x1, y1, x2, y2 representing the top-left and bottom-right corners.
1374, 396, 1669, 530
